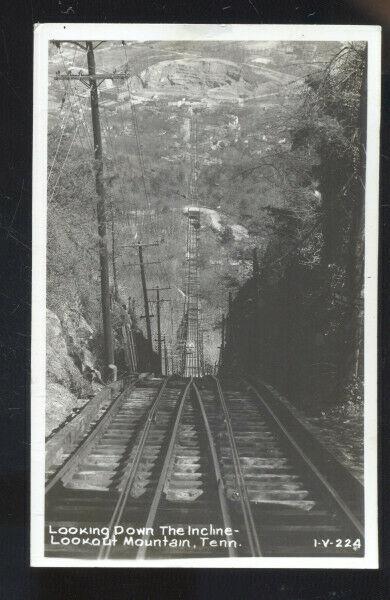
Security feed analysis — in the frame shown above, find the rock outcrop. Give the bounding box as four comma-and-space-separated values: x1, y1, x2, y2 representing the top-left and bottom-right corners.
46, 309, 102, 436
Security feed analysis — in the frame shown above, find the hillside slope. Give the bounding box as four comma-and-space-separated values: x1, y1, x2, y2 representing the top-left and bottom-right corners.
47, 39, 345, 398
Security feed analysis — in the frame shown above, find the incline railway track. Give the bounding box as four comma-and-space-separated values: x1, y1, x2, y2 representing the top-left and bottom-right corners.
45, 375, 364, 559
204, 376, 364, 557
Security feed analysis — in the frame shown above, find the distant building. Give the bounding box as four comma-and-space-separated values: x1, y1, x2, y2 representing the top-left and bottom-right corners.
251, 57, 272, 65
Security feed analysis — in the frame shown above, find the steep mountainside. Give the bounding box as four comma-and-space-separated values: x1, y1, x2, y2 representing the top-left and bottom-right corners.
47, 40, 343, 423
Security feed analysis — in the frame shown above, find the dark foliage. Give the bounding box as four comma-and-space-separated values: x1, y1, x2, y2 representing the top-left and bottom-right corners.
221, 44, 366, 410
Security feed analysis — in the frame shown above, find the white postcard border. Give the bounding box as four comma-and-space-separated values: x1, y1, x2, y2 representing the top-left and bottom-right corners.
31, 23, 381, 569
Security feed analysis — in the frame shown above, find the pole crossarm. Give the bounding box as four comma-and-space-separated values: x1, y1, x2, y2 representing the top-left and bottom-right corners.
122, 261, 162, 267
54, 72, 128, 90
54, 74, 128, 81
123, 240, 161, 249
148, 286, 170, 373
53, 41, 105, 51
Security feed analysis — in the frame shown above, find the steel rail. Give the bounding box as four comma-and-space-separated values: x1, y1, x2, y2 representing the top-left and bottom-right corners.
192, 381, 238, 558
98, 376, 172, 559
135, 377, 193, 560
45, 377, 140, 494
244, 379, 364, 538
211, 375, 262, 556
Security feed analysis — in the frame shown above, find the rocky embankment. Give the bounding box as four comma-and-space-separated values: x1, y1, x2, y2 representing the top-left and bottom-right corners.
46, 309, 103, 436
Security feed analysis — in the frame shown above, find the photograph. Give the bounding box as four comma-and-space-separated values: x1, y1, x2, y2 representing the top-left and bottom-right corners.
31, 24, 380, 568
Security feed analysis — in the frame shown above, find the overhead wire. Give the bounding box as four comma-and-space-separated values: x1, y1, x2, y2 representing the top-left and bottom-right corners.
121, 51, 159, 226
121, 43, 172, 298
47, 110, 72, 182
99, 105, 137, 228
54, 48, 97, 216
58, 46, 94, 151
94, 44, 158, 336
48, 125, 80, 202
48, 45, 77, 129
49, 45, 105, 244
51, 42, 185, 349
49, 83, 95, 216
99, 94, 141, 226
121, 46, 153, 249
47, 44, 79, 180
90, 73, 142, 315
98, 103, 146, 308
114, 87, 141, 236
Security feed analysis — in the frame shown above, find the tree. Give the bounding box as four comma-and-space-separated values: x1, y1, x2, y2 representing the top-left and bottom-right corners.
221, 43, 367, 408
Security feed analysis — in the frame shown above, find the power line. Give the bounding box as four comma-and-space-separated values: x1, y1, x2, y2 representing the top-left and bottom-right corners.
110, 92, 141, 230
54, 41, 129, 380
99, 104, 137, 218
58, 47, 94, 153
48, 44, 80, 178
121, 43, 171, 291
48, 109, 72, 182
48, 125, 80, 202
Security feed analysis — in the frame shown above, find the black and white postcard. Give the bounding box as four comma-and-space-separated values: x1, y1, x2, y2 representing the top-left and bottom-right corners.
31, 24, 381, 568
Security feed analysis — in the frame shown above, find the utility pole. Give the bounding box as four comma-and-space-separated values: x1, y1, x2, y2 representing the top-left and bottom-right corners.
111, 206, 119, 302
253, 246, 260, 282
226, 291, 233, 356
218, 313, 226, 372
122, 240, 161, 368
87, 41, 114, 380
148, 285, 170, 374
128, 296, 133, 315
138, 242, 153, 358
162, 337, 168, 375
156, 287, 162, 372
252, 246, 261, 366
55, 42, 127, 381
